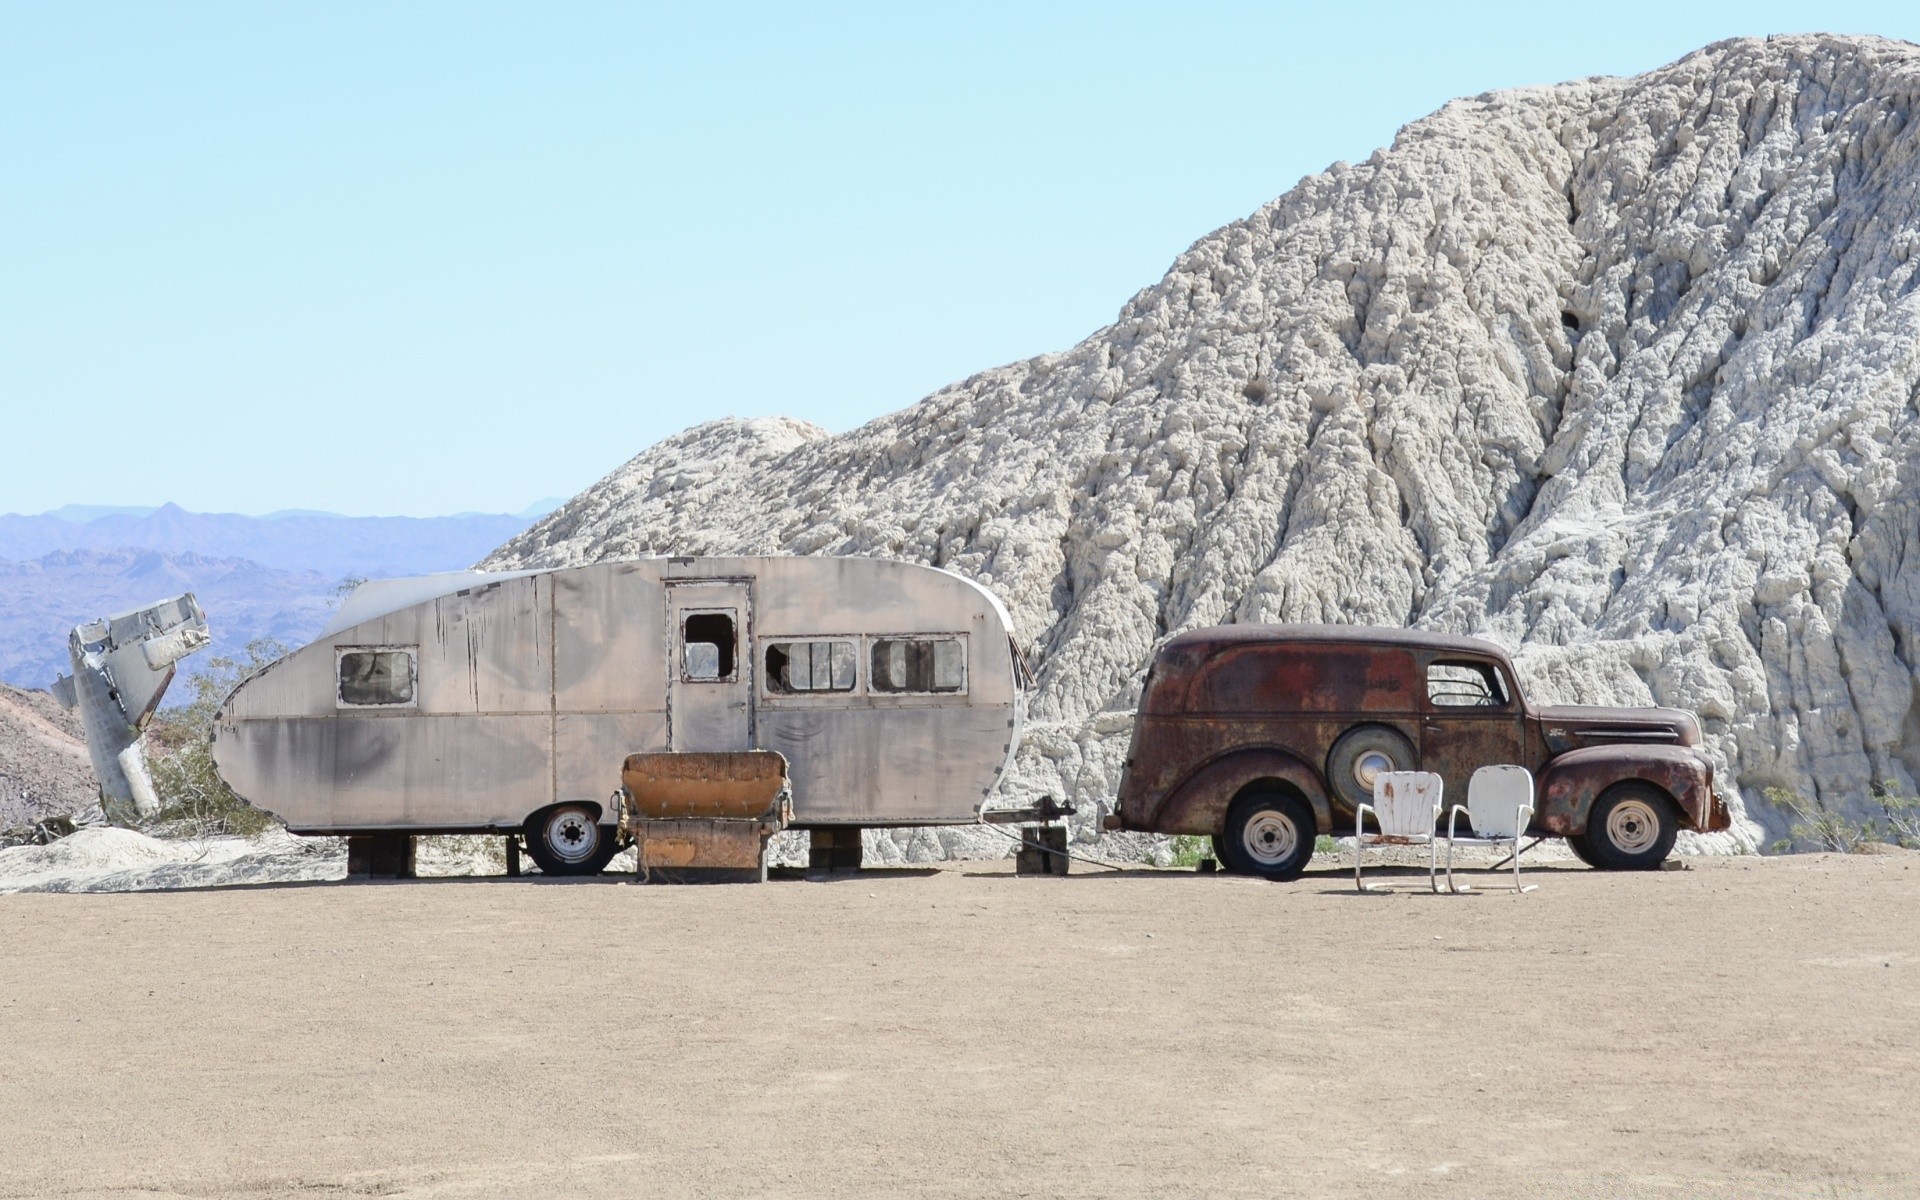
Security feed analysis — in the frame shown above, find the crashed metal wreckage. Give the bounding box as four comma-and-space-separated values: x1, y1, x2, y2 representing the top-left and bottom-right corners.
52, 594, 211, 823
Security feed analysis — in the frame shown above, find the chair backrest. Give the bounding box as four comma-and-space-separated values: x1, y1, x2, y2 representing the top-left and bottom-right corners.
1467, 765, 1535, 839
1371, 771, 1443, 837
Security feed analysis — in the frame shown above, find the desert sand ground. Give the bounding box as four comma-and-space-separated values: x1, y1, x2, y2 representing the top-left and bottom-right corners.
1, 851, 1915, 1199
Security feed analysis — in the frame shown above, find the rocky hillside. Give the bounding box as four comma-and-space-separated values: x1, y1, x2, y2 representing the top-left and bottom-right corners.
0, 685, 94, 829
490, 35, 1920, 846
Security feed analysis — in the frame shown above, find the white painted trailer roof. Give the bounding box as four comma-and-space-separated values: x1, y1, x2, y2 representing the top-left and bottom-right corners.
318, 569, 543, 638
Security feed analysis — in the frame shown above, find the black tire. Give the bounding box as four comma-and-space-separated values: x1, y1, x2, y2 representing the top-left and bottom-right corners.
1325, 724, 1418, 812
1564, 833, 1603, 869
1582, 785, 1679, 870
1217, 792, 1317, 881
523, 803, 619, 876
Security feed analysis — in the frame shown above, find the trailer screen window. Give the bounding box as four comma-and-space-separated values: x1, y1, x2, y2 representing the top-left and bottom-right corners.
337, 648, 415, 707
682, 612, 736, 680
765, 640, 856, 694
870, 637, 965, 694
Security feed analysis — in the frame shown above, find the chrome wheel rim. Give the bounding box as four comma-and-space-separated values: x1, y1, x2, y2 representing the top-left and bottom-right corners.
1353, 750, 1395, 791
1241, 810, 1300, 866
545, 809, 600, 863
1604, 799, 1660, 855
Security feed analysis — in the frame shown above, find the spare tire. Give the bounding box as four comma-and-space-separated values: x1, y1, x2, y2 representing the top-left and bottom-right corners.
1325, 724, 1418, 811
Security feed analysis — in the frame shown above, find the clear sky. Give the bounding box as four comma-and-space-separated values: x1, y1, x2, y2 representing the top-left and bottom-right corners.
3, 2, 1916, 517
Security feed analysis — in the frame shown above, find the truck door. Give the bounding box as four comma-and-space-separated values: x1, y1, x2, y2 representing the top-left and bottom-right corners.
1418, 656, 1526, 824
665, 580, 752, 751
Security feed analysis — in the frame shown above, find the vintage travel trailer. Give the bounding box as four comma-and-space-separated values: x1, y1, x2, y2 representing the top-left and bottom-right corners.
210, 556, 1028, 874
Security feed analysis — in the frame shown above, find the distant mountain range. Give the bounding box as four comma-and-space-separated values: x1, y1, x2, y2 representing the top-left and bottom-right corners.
0, 502, 557, 579
0, 503, 553, 690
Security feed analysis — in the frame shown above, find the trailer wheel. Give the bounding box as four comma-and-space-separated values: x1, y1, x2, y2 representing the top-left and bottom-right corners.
524, 804, 619, 876
1217, 792, 1316, 881
1581, 785, 1678, 871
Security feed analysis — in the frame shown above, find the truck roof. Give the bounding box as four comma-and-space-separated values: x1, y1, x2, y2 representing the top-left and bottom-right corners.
1161, 623, 1513, 660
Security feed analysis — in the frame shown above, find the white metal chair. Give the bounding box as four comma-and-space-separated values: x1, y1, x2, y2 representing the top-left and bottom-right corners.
1355, 770, 1444, 893
1443, 765, 1538, 894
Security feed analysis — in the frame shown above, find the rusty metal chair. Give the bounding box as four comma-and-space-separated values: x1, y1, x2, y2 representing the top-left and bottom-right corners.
1443, 765, 1538, 893
1355, 770, 1444, 893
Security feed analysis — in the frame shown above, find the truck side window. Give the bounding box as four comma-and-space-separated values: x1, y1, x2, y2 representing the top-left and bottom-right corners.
1426, 660, 1507, 707
682, 612, 736, 681
337, 648, 416, 707
870, 637, 966, 694
765, 640, 857, 694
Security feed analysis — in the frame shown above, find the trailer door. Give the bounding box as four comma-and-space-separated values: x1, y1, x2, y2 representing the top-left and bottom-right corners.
666, 580, 752, 751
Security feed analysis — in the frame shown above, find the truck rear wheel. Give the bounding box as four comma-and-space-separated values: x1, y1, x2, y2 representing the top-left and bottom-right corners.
1582, 785, 1678, 870
1218, 792, 1316, 881
524, 803, 619, 876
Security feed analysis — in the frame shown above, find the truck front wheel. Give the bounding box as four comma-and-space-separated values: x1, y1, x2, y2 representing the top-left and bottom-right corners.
1218, 792, 1316, 881
1582, 785, 1678, 870
524, 803, 619, 876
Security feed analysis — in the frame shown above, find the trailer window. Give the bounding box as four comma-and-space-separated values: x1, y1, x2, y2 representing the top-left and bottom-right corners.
682, 612, 736, 681
337, 648, 416, 707
765, 640, 857, 694
1426, 660, 1508, 707
870, 637, 965, 694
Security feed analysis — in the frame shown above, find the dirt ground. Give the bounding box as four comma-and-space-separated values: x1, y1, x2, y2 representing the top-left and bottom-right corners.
2, 851, 1916, 1200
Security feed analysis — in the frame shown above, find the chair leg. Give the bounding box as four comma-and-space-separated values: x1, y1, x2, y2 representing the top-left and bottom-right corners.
1444, 805, 1468, 894
1355, 804, 1372, 893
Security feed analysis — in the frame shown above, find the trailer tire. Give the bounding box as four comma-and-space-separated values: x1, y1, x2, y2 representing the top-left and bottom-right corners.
524, 804, 619, 876
1581, 785, 1679, 871
1217, 792, 1316, 881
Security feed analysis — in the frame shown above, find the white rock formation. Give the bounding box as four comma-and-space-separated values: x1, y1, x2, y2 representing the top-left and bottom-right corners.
490, 35, 1920, 849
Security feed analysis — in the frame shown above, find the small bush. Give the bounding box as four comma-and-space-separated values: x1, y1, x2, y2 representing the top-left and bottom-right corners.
1766, 782, 1920, 854
1315, 835, 1339, 856
144, 638, 287, 838
1169, 834, 1210, 867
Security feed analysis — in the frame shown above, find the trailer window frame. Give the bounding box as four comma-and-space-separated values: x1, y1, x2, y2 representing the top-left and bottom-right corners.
334, 645, 419, 709
762, 637, 860, 695
678, 608, 740, 683
868, 633, 969, 696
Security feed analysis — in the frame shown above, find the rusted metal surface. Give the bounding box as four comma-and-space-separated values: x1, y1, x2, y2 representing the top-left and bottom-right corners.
614, 751, 794, 882
621, 750, 790, 820
1115, 624, 1721, 842
629, 819, 771, 873
1536, 744, 1719, 834
1144, 748, 1332, 836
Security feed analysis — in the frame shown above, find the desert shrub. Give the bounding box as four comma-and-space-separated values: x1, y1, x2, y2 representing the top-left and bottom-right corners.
1766, 783, 1920, 854
144, 638, 287, 838
1168, 834, 1210, 867
1314, 835, 1339, 856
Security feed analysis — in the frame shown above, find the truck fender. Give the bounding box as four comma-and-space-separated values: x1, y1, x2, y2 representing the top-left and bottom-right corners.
1152, 749, 1332, 837
1537, 745, 1721, 835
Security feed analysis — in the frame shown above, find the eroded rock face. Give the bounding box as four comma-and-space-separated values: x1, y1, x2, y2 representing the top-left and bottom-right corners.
0, 684, 96, 829
490, 35, 1920, 848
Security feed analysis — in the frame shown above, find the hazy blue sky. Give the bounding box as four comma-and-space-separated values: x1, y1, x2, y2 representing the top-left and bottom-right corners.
4, 3, 1917, 516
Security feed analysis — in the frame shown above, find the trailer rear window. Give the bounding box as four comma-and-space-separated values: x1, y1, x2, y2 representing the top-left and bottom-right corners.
337, 648, 416, 707
765, 640, 857, 694
870, 637, 965, 694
